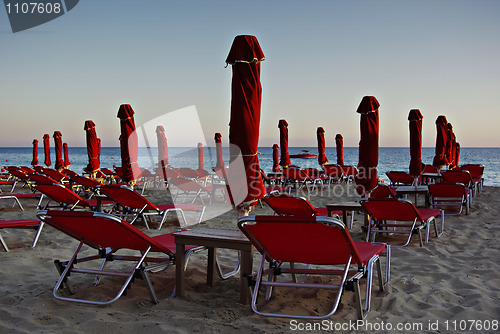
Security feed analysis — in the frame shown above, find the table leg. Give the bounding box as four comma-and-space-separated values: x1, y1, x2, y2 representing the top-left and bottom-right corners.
240, 249, 253, 304
175, 243, 186, 297
207, 247, 216, 287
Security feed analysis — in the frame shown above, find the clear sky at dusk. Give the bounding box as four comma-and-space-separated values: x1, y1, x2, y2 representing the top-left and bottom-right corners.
1, 0, 499, 148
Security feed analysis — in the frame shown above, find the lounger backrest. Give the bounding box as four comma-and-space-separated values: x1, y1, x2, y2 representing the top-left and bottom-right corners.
422, 165, 438, 173
369, 184, 395, 198
179, 168, 200, 179
36, 183, 90, 207
282, 167, 309, 181
37, 210, 173, 254
322, 164, 344, 178
460, 164, 484, 179
341, 165, 358, 177
99, 185, 158, 211
441, 171, 473, 186
29, 173, 59, 185
42, 168, 66, 182
9, 169, 29, 181
262, 194, 317, 216
386, 171, 414, 185
71, 175, 102, 188
238, 215, 363, 266
428, 183, 466, 198
169, 178, 208, 192
361, 198, 423, 222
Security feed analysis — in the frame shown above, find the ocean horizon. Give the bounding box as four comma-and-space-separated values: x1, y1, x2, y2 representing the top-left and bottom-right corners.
1, 146, 498, 187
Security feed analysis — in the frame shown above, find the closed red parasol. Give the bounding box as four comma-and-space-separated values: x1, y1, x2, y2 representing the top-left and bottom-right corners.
117, 104, 140, 184
43, 134, 51, 167
316, 127, 328, 166
226, 35, 266, 212
53, 131, 64, 171
84, 120, 100, 176
63, 143, 70, 168
214, 133, 224, 168
31, 139, 39, 166
272, 144, 280, 172
198, 142, 204, 170
278, 119, 291, 168
432, 115, 448, 169
455, 142, 460, 168
355, 96, 380, 196
156, 125, 169, 167
335, 134, 344, 166
408, 109, 424, 179
446, 123, 456, 169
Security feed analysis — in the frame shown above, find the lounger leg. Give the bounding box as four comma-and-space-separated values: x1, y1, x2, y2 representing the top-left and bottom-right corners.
0, 232, 9, 252
352, 278, 364, 320
30, 222, 44, 248
140, 269, 159, 304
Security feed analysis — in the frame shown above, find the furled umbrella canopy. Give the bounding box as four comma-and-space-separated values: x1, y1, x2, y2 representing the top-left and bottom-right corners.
455, 142, 461, 168
408, 109, 424, 178
43, 134, 51, 167
278, 119, 291, 168
316, 127, 329, 166
446, 123, 456, 169
355, 96, 380, 196
432, 115, 448, 169
84, 120, 100, 176
31, 139, 39, 166
198, 142, 204, 170
214, 133, 224, 168
156, 125, 169, 167
226, 35, 266, 212
117, 104, 140, 184
53, 131, 64, 171
335, 134, 344, 166
272, 144, 280, 172
63, 143, 70, 168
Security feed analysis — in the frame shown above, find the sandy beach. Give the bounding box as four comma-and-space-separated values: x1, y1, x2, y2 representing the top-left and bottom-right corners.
0, 182, 499, 334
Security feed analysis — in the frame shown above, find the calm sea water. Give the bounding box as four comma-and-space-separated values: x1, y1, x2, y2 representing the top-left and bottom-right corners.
1, 147, 498, 187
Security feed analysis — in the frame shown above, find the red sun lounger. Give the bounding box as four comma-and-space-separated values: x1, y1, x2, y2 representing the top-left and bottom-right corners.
36, 210, 204, 305
0, 219, 44, 252
238, 215, 390, 320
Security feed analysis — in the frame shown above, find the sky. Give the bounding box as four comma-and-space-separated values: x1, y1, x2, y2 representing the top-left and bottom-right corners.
1, 0, 499, 148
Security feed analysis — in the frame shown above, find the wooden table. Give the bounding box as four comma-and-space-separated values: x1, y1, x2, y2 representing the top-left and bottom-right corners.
325, 201, 364, 228
174, 228, 254, 304
395, 185, 430, 208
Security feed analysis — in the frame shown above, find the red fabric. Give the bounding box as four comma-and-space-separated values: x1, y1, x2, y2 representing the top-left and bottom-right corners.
455, 142, 460, 168
355, 96, 380, 196
197, 142, 204, 170
84, 120, 100, 174
43, 134, 51, 167
63, 143, 70, 168
316, 127, 329, 165
408, 109, 423, 177
227, 35, 266, 207
278, 119, 291, 167
117, 104, 140, 183
214, 133, 225, 167
432, 115, 448, 168
272, 144, 280, 172
335, 134, 344, 166
446, 123, 456, 169
53, 131, 64, 171
31, 139, 38, 166
155, 125, 169, 167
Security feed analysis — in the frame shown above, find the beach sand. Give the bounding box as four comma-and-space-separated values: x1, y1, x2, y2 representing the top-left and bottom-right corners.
0, 182, 499, 333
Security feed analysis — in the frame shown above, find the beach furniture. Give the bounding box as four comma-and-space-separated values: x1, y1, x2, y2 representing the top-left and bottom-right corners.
238, 215, 390, 319
36, 210, 204, 305
369, 183, 396, 198
361, 198, 443, 247
322, 164, 346, 185
0, 193, 43, 211
98, 184, 205, 229
40, 168, 68, 184
441, 170, 477, 197
0, 219, 44, 252
167, 177, 216, 206
282, 166, 324, 192
261, 193, 353, 227
428, 182, 470, 215
385, 171, 415, 186
340, 165, 358, 182
459, 164, 484, 193
35, 182, 114, 211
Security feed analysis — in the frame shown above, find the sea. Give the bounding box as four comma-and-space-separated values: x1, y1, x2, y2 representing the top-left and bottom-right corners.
1, 147, 498, 187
